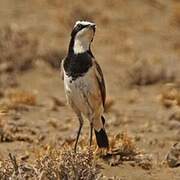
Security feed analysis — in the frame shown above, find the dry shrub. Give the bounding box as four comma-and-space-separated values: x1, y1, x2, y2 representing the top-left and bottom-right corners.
158, 83, 180, 108
0, 24, 38, 72
0, 24, 38, 88
159, 84, 178, 108
0, 102, 30, 114
110, 132, 137, 158
0, 118, 34, 143
0, 146, 100, 180
102, 132, 153, 169
0, 118, 14, 142
7, 90, 36, 106
0, 89, 37, 113
36, 147, 98, 180
0, 153, 37, 180
128, 58, 175, 86
100, 132, 137, 166
0, 133, 153, 179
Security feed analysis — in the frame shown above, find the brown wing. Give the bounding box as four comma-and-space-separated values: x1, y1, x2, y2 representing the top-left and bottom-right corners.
93, 60, 106, 107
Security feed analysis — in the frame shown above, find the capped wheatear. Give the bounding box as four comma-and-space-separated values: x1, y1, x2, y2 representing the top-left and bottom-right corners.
61, 21, 109, 152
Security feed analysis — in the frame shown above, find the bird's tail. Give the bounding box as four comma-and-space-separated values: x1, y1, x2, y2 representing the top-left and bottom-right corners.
94, 116, 109, 148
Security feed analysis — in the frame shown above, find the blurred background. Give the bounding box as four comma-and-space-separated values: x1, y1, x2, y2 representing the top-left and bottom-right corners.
0, 0, 180, 179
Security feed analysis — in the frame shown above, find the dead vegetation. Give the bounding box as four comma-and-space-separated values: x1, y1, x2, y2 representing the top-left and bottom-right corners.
0, 118, 35, 143
0, 146, 100, 180
0, 24, 38, 88
102, 132, 153, 170
0, 90, 37, 117
128, 58, 175, 86
0, 132, 154, 179
7, 90, 37, 106
158, 83, 180, 108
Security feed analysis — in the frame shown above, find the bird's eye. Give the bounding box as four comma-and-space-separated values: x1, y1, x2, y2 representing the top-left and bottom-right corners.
77, 24, 82, 29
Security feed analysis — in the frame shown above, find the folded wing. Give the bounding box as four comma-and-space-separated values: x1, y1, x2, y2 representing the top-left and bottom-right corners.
93, 60, 106, 107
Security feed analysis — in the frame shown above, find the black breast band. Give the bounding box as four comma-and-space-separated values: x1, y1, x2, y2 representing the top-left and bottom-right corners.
63, 52, 93, 80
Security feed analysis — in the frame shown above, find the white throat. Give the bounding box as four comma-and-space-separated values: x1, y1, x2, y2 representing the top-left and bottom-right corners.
73, 38, 90, 54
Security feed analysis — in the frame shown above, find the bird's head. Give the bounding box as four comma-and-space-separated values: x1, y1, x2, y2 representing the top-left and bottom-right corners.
70, 21, 96, 54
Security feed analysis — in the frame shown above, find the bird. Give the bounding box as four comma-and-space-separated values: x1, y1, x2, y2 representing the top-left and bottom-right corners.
61, 20, 109, 152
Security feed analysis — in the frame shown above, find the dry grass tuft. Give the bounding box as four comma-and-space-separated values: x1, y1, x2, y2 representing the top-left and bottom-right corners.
100, 132, 137, 167
7, 90, 36, 106
0, 118, 34, 143
0, 90, 36, 115
0, 24, 38, 88
0, 146, 100, 180
0, 119, 14, 142
0, 132, 154, 178
110, 132, 137, 158
128, 58, 175, 86
158, 83, 180, 108
101, 132, 153, 169
0, 24, 38, 72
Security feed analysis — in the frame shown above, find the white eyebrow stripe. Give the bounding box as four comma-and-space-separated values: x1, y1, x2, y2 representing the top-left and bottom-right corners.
75, 21, 96, 27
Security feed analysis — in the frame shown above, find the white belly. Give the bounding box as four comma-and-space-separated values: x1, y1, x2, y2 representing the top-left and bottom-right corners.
63, 68, 103, 120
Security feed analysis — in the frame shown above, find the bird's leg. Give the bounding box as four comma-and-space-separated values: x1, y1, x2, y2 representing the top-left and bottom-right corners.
89, 122, 93, 147
74, 114, 83, 153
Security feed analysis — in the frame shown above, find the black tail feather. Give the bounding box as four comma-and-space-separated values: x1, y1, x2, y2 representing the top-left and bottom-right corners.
94, 116, 109, 148
101, 116, 105, 125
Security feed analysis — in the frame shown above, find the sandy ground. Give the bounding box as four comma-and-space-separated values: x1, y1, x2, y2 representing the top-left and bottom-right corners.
0, 0, 180, 179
